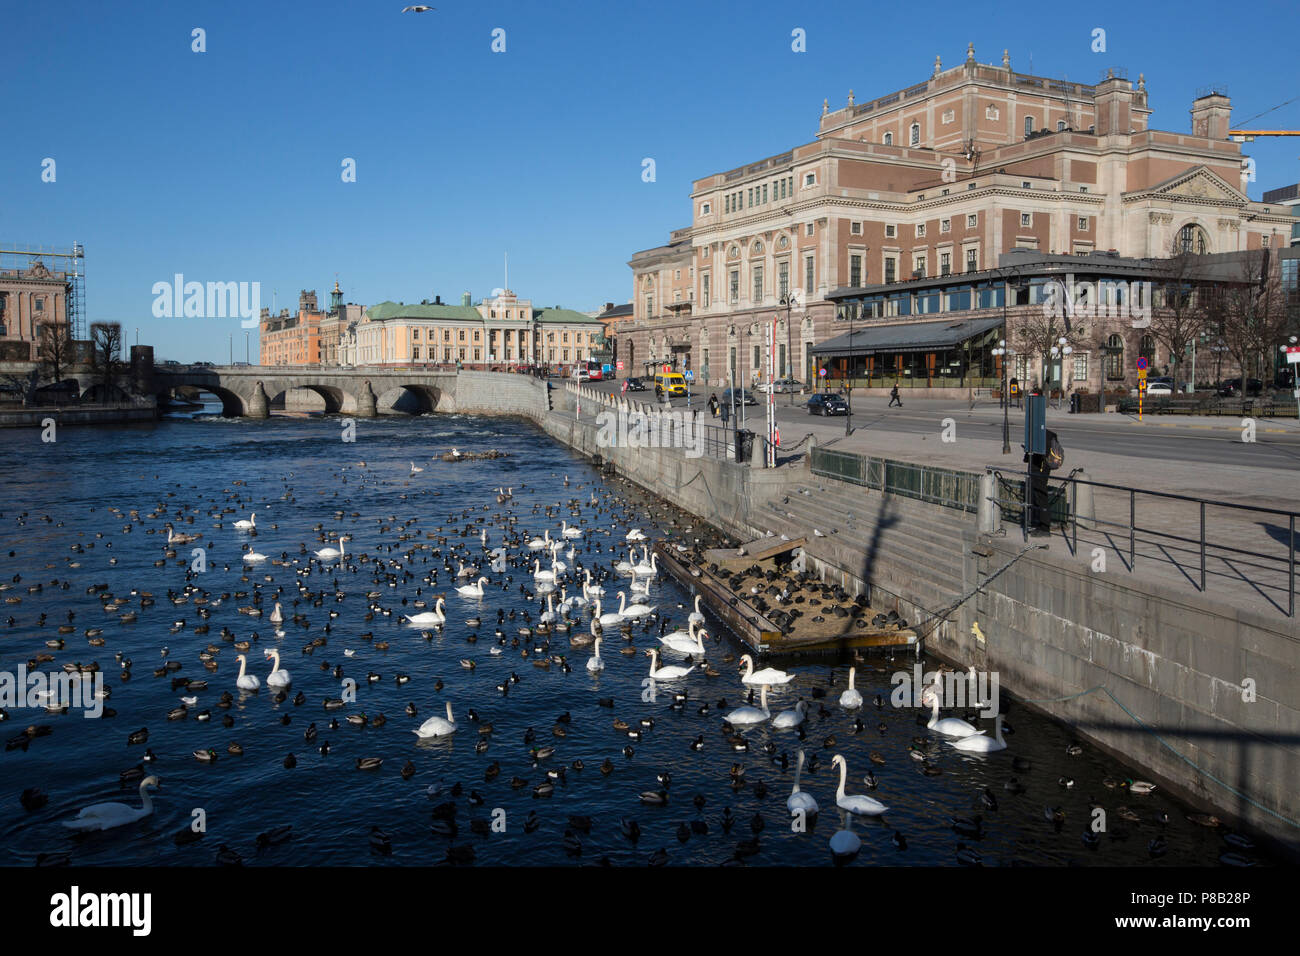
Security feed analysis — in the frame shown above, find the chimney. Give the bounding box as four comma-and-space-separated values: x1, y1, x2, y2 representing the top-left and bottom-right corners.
434, 295, 442, 305
604, 302, 614, 312
1190, 92, 1231, 140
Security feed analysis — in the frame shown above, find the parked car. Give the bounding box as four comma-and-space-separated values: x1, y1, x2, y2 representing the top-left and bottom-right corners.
1217, 378, 1263, 397
807, 393, 849, 416
625, 377, 646, 391
758, 377, 803, 393
1142, 381, 1173, 396
721, 387, 758, 406
572, 367, 591, 382
654, 372, 687, 397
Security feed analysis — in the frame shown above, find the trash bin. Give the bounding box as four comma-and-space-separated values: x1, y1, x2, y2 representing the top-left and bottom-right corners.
734, 429, 755, 463
1069, 392, 1080, 414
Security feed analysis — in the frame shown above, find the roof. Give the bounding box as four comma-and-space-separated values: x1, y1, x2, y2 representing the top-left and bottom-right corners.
595, 302, 634, 320
534, 307, 601, 325
812, 316, 1005, 356
366, 301, 600, 325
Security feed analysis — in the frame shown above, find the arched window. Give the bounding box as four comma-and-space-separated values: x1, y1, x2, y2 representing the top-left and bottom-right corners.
883, 131, 893, 146
1057, 120, 1066, 131
1140, 334, 1156, 365
1105, 333, 1125, 380
1024, 116, 1035, 138
909, 123, 920, 147
1178, 224, 1208, 255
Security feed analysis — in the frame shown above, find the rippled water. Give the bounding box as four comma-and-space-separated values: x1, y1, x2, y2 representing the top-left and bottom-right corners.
0, 407, 1264, 866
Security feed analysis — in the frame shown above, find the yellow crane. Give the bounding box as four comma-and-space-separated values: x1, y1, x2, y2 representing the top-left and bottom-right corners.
1228, 130, 1300, 142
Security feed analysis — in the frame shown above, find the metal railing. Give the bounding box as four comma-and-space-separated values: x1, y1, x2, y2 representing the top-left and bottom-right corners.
810, 447, 982, 513
988, 469, 1299, 618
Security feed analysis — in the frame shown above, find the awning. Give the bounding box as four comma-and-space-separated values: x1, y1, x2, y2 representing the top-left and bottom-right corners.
812, 316, 1004, 357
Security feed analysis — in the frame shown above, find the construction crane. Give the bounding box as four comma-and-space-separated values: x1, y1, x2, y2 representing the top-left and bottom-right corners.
1228, 130, 1300, 142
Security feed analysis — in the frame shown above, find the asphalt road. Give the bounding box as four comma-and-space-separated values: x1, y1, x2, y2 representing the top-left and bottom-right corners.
589, 380, 1300, 470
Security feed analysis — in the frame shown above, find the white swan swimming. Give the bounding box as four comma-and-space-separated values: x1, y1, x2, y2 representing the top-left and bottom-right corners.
625, 528, 647, 542
840, 666, 863, 709
593, 598, 625, 628
773, 699, 808, 729
527, 530, 550, 552
632, 549, 658, 577
647, 648, 694, 681
660, 620, 706, 655
233, 513, 256, 530
63, 776, 160, 831
614, 551, 636, 575
740, 654, 793, 686
830, 822, 862, 861
927, 693, 983, 738
263, 648, 291, 688
726, 684, 770, 725
539, 592, 557, 624
787, 749, 819, 815
414, 701, 457, 737
618, 591, 654, 619
586, 636, 605, 673
457, 576, 488, 598
533, 558, 557, 582
832, 755, 888, 816
314, 538, 345, 561
583, 568, 604, 597
687, 594, 705, 625
268, 601, 284, 625
405, 597, 446, 626
410, 461, 424, 474
242, 550, 267, 563
235, 653, 261, 691
561, 520, 583, 539
948, 714, 1007, 753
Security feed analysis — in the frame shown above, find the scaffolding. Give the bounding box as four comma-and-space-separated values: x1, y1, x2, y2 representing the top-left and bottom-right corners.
0, 241, 86, 341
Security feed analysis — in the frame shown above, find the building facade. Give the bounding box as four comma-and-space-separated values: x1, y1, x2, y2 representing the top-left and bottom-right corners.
624, 47, 1292, 389
0, 259, 71, 362
260, 282, 367, 367
356, 290, 602, 369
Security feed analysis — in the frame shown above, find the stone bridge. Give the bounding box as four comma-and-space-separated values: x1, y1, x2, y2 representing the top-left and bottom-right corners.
82, 366, 552, 419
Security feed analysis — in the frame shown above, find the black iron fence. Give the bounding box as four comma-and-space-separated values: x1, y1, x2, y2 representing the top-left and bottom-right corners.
810, 447, 982, 513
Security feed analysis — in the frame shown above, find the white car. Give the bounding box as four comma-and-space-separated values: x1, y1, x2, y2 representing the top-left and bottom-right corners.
1138, 381, 1173, 396
572, 368, 591, 382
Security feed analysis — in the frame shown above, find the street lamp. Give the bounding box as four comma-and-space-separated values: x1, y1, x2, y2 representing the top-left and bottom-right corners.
992, 339, 1014, 453
780, 291, 799, 406
1049, 336, 1073, 404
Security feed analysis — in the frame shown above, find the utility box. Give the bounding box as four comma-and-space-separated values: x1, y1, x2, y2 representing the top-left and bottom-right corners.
1024, 394, 1047, 455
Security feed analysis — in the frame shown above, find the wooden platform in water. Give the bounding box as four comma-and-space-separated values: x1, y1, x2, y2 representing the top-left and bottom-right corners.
704, 535, 805, 571
654, 541, 917, 657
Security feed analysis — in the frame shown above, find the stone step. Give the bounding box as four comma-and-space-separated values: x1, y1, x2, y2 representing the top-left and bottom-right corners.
775, 491, 966, 555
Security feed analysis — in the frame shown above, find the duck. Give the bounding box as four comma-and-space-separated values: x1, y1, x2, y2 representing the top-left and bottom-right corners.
948, 714, 1007, 753
831, 754, 888, 816
786, 749, 819, 816
740, 654, 793, 685
63, 776, 159, 831
234, 654, 261, 691
414, 701, 457, 738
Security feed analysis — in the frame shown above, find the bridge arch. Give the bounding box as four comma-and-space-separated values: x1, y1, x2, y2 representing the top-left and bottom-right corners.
267, 384, 347, 415
375, 383, 443, 415
156, 382, 246, 417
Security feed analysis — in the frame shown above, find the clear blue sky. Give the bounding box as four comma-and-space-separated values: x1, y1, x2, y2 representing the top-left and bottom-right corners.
4, 0, 1297, 362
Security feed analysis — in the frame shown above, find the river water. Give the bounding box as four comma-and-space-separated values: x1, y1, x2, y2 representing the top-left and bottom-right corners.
0, 407, 1265, 866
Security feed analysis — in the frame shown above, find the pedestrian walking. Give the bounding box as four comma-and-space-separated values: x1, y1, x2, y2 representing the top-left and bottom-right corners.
708, 393, 719, 417
888, 383, 903, 408
720, 400, 731, 428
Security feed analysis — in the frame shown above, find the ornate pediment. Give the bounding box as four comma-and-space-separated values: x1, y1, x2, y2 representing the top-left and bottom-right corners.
1127, 165, 1245, 206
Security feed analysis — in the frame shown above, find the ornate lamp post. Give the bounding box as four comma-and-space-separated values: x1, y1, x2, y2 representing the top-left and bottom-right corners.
992, 339, 1014, 453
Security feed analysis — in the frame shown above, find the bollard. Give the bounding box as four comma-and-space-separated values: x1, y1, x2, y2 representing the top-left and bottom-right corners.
805, 434, 817, 472
1074, 469, 1096, 530
977, 472, 999, 533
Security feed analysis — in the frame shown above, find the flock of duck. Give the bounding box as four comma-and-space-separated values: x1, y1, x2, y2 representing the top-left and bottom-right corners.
0, 427, 1260, 867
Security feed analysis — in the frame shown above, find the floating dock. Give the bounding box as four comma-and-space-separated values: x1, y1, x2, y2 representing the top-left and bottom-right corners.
654, 538, 917, 657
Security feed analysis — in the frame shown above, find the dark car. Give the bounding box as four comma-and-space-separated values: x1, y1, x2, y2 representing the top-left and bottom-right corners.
1218, 378, 1264, 397
721, 387, 758, 407
807, 393, 848, 416
625, 377, 646, 391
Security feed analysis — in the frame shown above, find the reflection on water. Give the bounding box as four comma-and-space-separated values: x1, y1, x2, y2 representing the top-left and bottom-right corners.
0, 409, 1265, 866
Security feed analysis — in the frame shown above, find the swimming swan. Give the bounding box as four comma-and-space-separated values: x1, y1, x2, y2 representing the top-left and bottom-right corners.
415, 701, 456, 737
263, 648, 291, 688
927, 694, 983, 738
235, 654, 261, 691
832, 755, 888, 816
405, 598, 446, 626
840, 667, 863, 709
647, 648, 694, 681
787, 749, 819, 815
740, 654, 793, 686
457, 576, 488, 598
726, 684, 770, 725
948, 715, 1007, 753
63, 776, 159, 831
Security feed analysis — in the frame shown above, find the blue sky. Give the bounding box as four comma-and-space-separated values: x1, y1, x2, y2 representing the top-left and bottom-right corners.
4, 0, 1298, 362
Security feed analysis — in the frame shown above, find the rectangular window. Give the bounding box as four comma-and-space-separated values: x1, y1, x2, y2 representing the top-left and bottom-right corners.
701, 202, 711, 215
805, 222, 814, 237
1077, 216, 1088, 231
804, 172, 815, 187
850, 254, 863, 287
966, 248, 978, 272
474, 348, 481, 361
967, 214, 977, 228
851, 221, 862, 235
473, 330, 480, 342
914, 256, 926, 277
941, 218, 951, 233
1024, 116, 1034, 137
752, 266, 763, 302
885, 223, 896, 238
778, 343, 787, 377
940, 252, 951, 276
916, 223, 926, 238
747, 188, 753, 207
645, 294, 654, 316
778, 261, 789, 299
805, 256, 815, 294
562, 331, 569, 343
1020, 213, 1032, 227
1072, 353, 1088, 381
702, 274, 711, 308
413, 346, 421, 359
729, 270, 739, 304
762, 184, 768, 203
562, 349, 568, 361
753, 345, 761, 371
458, 329, 465, 341
884, 257, 896, 284
34, 297, 45, 312
724, 196, 730, 213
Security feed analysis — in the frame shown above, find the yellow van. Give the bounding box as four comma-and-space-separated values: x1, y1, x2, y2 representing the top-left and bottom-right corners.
654, 372, 687, 396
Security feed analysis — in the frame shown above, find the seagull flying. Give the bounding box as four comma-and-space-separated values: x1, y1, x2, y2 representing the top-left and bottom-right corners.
401, 4, 435, 11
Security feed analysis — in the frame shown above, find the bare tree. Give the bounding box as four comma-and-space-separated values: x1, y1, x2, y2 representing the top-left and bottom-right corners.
89, 322, 126, 394
1148, 238, 1209, 390
1012, 304, 1089, 391
36, 320, 76, 387
1207, 250, 1288, 392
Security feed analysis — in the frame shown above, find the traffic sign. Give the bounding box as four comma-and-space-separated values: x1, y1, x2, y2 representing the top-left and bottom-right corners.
683, 369, 694, 381
616, 361, 624, 370
1138, 368, 1148, 379
1136, 357, 1149, 371
818, 368, 827, 377
1286, 346, 1300, 364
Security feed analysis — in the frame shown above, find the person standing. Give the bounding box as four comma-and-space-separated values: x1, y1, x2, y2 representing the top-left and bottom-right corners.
720, 399, 731, 429
888, 383, 903, 408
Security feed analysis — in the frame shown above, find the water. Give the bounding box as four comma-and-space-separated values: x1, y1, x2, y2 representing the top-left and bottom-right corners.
0, 409, 1265, 866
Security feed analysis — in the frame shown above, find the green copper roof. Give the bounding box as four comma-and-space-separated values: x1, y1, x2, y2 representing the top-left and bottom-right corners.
534, 307, 600, 325
367, 301, 600, 325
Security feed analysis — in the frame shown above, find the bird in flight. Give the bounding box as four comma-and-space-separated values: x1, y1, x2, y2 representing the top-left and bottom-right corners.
401, 4, 435, 11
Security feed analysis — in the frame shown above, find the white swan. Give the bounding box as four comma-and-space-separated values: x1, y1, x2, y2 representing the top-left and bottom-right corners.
773, 699, 808, 729
314, 538, 345, 560
948, 715, 1007, 753
586, 636, 605, 673
268, 601, 284, 624
687, 594, 705, 625
539, 592, 557, 624
527, 530, 550, 552
414, 701, 456, 737
457, 576, 488, 598
618, 591, 654, 619
63, 776, 159, 831
726, 684, 770, 725
583, 569, 604, 597
235, 653, 261, 691
840, 667, 864, 709
832, 755, 889, 816
533, 558, 556, 582
740, 653, 793, 686
233, 513, 256, 530
405, 597, 446, 626
263, 648, 291, 688
660, 620, 706, 655
561, 520, 583, 539
594, 598, 625, 628
632, 550, 658, 577
787, 749, 819, 815
242, 550, 267, 563
626, 528, 647, 541
614, 552, 636, 575
830, 823, 862, 861
927, 693, 983, 738
647, 648, 694, 681
410, 461, 424, 474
